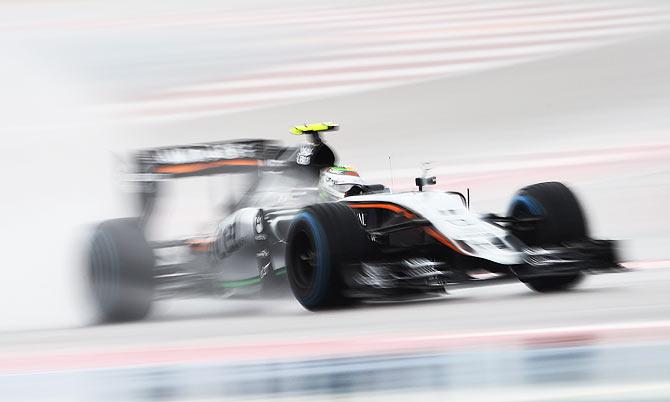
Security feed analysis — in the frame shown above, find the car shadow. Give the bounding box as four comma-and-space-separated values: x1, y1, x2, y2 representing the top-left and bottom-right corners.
489, 285, 626, 302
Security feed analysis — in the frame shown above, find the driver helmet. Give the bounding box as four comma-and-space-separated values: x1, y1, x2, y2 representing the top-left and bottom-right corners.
319, 165, 365, 201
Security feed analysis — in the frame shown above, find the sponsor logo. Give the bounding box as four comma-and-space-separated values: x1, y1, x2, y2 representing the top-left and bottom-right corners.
215, 220, 241, 258
152, 143, 257, 164
357, 212, 367, 227
255, 215, 264, 234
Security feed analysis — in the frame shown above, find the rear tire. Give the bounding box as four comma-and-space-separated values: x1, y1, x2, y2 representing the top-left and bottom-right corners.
88, 218, 155, 322
508, 182, 586, 292
285, 203, 368, 310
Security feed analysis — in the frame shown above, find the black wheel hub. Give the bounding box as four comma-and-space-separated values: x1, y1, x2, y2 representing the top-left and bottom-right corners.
292, 230, 317, 290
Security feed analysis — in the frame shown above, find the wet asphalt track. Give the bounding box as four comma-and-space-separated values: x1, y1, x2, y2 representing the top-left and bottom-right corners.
0, 265, 668, 354
1, 266, 669, 402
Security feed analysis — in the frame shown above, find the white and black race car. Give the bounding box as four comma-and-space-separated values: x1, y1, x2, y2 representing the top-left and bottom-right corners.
88, 123, 619, 321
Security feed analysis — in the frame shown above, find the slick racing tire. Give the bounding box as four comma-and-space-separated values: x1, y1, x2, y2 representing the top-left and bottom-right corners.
88, 218, 155, 322
285, 203, 368, 310
508, 182, 586, 292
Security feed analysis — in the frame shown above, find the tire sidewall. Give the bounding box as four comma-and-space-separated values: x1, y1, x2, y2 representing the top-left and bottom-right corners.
509, 182, 587, 246
88, 218, 155, 322
286, 211, 332, 307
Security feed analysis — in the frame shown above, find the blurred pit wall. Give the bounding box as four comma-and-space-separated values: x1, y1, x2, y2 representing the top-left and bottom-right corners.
1, 322, 670, 402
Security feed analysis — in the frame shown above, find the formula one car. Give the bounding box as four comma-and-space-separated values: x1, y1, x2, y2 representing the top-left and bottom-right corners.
87, 123, 620, 321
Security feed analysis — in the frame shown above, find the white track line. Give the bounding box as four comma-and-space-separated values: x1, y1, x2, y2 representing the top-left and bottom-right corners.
364, 144, 670, 181
96, 1, 670, 122
164, 22, 661, 95
1, 319, 669, 374
301, 23, 669, 58
622, 260, 670, 270
0, 2, 588, 31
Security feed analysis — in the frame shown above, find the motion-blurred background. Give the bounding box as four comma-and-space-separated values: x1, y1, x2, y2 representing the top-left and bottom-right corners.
0, 0, 669, 401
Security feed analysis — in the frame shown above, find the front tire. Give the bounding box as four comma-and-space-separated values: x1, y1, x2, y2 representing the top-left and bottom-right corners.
285, 203, 368, 310
508, 182, 587, 292
88, 218, 155, 322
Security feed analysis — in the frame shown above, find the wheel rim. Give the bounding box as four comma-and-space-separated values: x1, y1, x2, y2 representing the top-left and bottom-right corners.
291, 229, 317, 290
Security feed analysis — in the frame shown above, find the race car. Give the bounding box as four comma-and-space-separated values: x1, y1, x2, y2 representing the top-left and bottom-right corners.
87, 123, 620, 321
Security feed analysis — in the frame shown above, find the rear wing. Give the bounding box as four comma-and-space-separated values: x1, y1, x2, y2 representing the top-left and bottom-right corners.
130, 139, 291, 224
133, 139, 289, 179
129, 125, 338, 224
